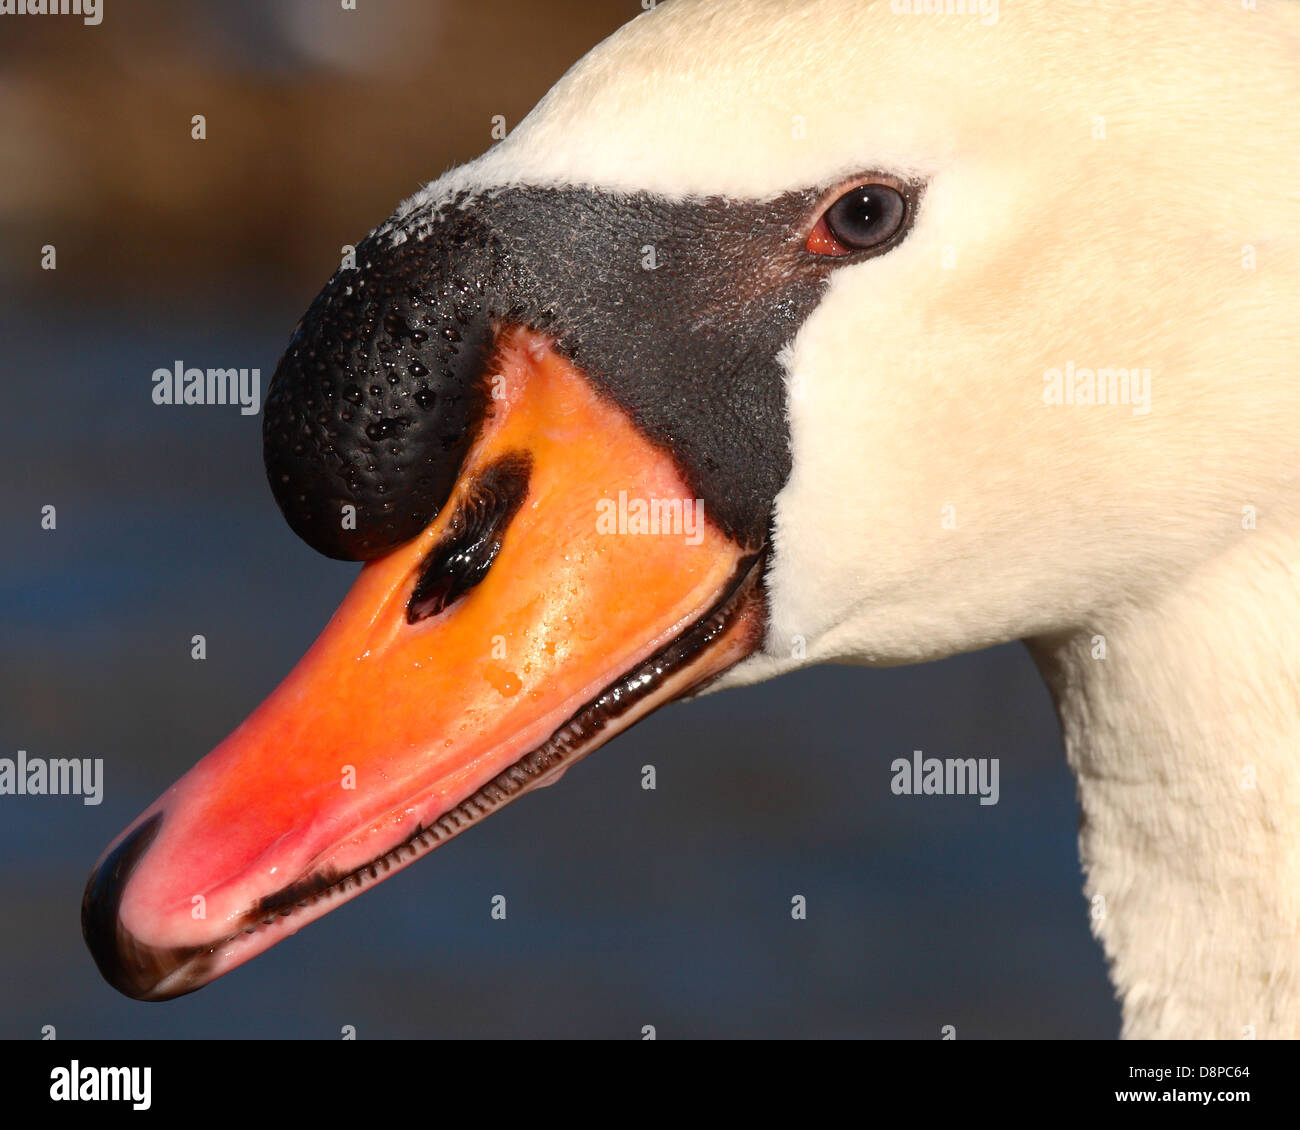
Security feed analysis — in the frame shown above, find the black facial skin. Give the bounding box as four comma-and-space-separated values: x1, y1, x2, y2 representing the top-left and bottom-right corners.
263, 179, 922, 560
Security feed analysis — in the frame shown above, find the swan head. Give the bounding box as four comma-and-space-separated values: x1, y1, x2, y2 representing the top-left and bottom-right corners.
82, 0, 1299, 1000
442, 0, 1298, 674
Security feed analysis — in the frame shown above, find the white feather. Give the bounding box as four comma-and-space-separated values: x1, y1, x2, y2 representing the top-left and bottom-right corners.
412, 0, 1300, 1037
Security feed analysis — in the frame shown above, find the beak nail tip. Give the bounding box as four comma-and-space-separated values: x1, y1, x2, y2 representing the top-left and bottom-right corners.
81, 813, 185, 1002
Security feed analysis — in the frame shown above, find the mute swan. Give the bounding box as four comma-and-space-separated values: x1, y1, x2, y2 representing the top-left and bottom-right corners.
83, 0, 1300, 1039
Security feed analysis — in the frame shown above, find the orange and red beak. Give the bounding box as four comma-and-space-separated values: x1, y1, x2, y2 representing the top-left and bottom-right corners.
82, 329, 765, 1000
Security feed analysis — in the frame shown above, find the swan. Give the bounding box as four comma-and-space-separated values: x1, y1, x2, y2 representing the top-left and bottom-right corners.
82, 0, 1300, 1039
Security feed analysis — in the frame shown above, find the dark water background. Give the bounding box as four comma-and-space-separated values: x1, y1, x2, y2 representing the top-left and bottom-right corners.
0, 0, 1117, 1039
1, 295, 1117, 1038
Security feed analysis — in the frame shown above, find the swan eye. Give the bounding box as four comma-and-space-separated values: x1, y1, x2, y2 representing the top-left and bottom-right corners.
807, 183, 907, 256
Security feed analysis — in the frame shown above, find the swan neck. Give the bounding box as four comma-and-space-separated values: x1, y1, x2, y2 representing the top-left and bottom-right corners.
1030, 527, 1300, 1038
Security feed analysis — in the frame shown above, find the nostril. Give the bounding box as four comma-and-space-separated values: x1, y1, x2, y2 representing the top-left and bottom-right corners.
408, 452, 533, 623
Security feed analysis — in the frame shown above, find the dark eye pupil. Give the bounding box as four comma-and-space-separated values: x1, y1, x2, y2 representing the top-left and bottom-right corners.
825, 184, 906, 250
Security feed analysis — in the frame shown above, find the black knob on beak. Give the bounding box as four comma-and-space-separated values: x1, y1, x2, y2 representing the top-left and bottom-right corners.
263, 210, 496, 560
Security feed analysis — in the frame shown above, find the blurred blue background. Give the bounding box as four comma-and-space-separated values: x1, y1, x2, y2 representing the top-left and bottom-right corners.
0, 0, 1116, 1038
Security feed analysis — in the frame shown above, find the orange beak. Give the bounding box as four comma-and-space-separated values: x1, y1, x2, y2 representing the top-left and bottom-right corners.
83, 329, 765, 1000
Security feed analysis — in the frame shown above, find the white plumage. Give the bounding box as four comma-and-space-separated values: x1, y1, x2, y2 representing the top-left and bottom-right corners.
415, 0, 1300, 1037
